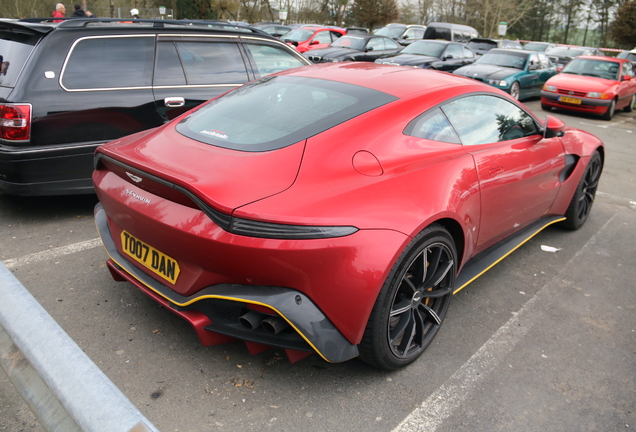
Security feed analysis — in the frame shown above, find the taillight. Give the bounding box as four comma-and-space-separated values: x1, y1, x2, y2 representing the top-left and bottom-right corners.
0, 103, 32, 141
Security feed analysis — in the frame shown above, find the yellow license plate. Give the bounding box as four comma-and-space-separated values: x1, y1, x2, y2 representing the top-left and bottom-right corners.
121, 231, 180, 285
559, 96, 582, 105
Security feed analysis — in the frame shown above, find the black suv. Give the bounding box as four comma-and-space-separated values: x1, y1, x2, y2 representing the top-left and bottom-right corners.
0, 18, 310, 195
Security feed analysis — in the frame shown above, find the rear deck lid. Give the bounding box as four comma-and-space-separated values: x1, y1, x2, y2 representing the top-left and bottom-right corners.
97, 73, 397, 215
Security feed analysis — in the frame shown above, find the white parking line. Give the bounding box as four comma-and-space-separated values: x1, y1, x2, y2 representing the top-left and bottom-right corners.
578, 120, 633, 132
2, 238, 103, 270
392, 213, 617, 432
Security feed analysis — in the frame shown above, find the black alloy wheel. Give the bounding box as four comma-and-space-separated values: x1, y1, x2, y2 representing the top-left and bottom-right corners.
561, 152, 602, 230
359, 224, 457, 370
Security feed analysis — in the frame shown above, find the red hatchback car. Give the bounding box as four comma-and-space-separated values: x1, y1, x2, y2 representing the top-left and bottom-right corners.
94, 63, 604, 370
541, 55, 636, 119
282, 26, 345, 53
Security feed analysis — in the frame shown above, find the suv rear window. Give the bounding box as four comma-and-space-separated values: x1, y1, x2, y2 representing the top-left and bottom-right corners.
424, 27, 451, 41
176, 75, 397, 152
0, 34, 38, 88
61, 36, 154, 90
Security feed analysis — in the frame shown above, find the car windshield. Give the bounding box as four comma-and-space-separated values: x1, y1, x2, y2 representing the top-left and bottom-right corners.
176, 75, 398, 152
546, 47, 584, 58
376, 26, 405, 38
283, 29, 314, 42
523, 43, 548, 52
401, 41, 445, 57
476, 51, 527, 69
331, 36, 366, 50
561, 58, 620, 80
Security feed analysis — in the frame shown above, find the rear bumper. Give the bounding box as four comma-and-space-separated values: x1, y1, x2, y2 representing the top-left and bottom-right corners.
0, 142, 101, 195
95, 203, 360, 363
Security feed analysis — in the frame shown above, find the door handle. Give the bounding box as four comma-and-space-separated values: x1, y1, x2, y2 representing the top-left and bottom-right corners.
489, 166, 503, 175
164, 97, 185, 108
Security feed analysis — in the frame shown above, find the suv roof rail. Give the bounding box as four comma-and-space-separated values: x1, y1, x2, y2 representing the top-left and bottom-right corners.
18, 17, 269, 36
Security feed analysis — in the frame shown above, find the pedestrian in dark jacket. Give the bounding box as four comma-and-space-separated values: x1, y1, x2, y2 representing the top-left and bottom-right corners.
70, 3, 94, 18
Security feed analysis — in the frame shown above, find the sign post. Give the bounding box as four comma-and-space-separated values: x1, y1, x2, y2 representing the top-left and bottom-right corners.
279, 9, 288, 24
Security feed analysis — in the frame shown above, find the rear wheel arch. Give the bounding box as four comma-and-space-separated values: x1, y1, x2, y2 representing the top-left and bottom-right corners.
433, 217, 465, 269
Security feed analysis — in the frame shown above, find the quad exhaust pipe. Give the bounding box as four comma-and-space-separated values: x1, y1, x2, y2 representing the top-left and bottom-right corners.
239, 310, 263, 330
239, 311, 289, 334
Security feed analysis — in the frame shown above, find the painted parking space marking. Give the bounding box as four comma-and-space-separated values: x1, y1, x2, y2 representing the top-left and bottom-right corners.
578, 119, 633, 132
391, 214, 617, 432
2, 238, 103, 270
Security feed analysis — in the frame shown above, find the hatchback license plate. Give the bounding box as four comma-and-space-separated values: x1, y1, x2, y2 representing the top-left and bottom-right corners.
121, 231, 180, 284
559, 96, 582, 105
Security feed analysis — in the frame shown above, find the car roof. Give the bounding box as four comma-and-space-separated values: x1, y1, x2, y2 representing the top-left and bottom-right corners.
343, 34, 386, 40
273, 62, 482, 98
411, 39, 455, 45
488, 48, 530, 55
11, 17, 272, 37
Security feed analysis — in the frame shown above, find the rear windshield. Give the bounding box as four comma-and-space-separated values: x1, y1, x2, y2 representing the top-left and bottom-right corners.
523, 42, 549, 52
0, 32, 38, 88
376, 26, 405, 39
477, 51, 528, 69
402, 41, 446, 57
546, 47, 584, 58
424, 27, 451, 41
176, 75, 398, 152
467, 40, 497, 52
617, 51, 636, 62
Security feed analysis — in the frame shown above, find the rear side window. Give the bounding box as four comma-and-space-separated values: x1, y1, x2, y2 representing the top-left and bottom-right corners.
445, 44, 462, 58
62, 36, 154, 90
244, 44, 307, 77
154, 41, 186, 86
176, 75, 397, 152
177, 42, 248, 85
441, 95, 538, 145
404, 108, 461, 144
0, 33, 38, 88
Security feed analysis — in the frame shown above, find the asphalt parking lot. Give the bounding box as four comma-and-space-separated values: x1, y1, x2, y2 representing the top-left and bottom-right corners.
1, 99, 635, 432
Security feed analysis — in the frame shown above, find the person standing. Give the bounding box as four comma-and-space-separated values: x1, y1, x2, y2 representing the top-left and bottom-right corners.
70, 3, 94, 18
52, 3, 66, 22
130, 8, 140, 19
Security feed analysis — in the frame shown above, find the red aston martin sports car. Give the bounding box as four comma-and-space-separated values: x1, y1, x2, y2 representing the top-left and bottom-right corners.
94, 63, 604, 370
541, 55, 636, 120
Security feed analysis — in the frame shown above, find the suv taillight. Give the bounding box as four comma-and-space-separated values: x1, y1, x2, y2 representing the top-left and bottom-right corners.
0, 104, 32, 141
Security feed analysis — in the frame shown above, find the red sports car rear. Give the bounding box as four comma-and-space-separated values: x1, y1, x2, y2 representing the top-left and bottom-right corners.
94, 63, 604, 369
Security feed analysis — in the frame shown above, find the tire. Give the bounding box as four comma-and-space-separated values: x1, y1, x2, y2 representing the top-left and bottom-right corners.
358, 224, 457, 370
624, 94, 635, 113
509, 81, 520, 100
561, 152, 602, 230
601, 99, 615, 120
541, 102, 552, 111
